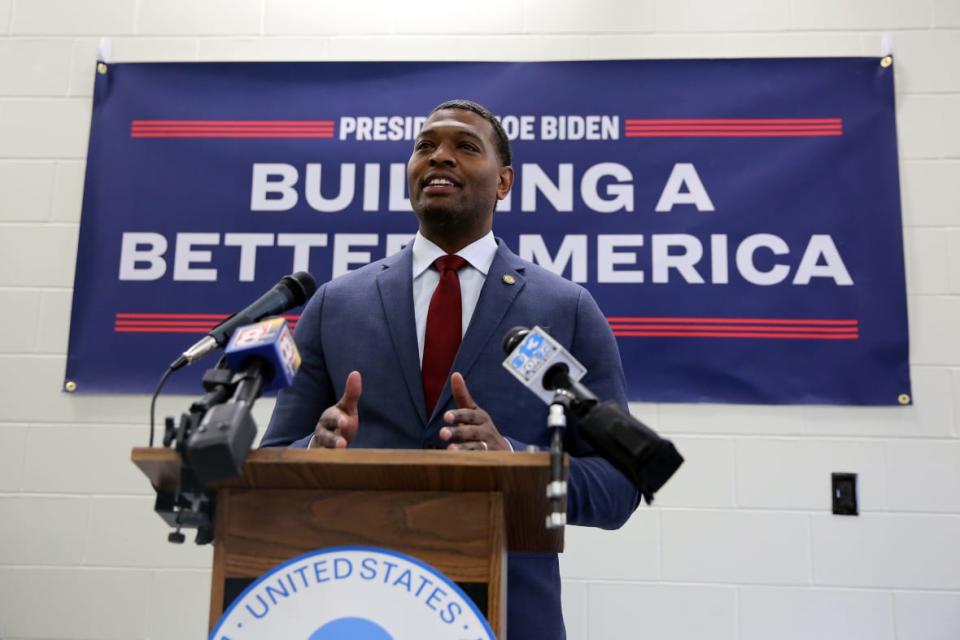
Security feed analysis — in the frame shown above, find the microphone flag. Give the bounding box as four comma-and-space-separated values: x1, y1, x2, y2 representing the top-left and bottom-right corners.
224, 317, 301, 391
502, 325, 587, 405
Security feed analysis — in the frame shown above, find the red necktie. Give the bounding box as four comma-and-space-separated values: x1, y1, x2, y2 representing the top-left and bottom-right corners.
422, 255, 467, 416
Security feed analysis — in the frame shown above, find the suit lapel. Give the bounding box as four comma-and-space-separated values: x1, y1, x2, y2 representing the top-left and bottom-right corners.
376, 245, 428, 425
430, 240, 526, 420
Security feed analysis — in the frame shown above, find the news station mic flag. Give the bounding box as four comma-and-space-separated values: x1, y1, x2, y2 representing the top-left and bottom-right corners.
65, 59, 910, 406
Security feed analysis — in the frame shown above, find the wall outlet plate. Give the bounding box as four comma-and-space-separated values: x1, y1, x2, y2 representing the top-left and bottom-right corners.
832, 472, 858, 516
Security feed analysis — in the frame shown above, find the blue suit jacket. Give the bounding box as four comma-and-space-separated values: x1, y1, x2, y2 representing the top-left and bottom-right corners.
263, 239, 639, 639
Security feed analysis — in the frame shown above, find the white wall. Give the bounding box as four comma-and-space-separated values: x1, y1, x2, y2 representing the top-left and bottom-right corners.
1, 1, 958, 638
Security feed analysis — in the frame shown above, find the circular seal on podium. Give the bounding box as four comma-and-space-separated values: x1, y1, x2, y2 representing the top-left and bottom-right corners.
210, 546, 496, 640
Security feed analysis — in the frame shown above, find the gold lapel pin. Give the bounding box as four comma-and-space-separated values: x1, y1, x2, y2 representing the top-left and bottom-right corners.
502, 274, 516, 285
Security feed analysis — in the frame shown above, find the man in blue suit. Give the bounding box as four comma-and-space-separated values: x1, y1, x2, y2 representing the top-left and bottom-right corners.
262, 99, 639, 639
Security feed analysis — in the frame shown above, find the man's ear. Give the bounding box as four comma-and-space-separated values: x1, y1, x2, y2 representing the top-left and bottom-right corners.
497, 166, 515, 200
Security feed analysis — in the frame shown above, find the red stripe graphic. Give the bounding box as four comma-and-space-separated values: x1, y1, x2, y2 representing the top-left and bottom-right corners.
113, 313, 300, 334
115, 321, 226, 328
612, 332, 856, 339
609, 325, 855, 333
116, 313, 232, 319
132, 127, 335, 131
133, 132, 336, 138
624, 118, 842, 125
114, 327, 226, 333
623, 117, 843, 138
112, 312, 856, 341
131, 119, 336, 139
608, 317, 859, 340
624, 127, 842, 132
607, 316, 856, 325
133, 126, 334, 131
625, 131, 842, 138
133, 120, 335, 125
133, 131, 334, 135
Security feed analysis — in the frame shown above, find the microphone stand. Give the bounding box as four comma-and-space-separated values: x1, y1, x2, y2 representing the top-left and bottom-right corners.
155, 363, 234, 545
545, 390, 574, 530
185, 359, 265, 486
154, 359, 268, 545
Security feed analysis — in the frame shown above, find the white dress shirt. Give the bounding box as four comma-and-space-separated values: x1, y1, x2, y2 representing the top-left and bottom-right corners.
411, 230, 498, 364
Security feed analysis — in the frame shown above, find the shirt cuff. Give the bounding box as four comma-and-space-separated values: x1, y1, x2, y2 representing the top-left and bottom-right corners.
505, 436, 529, 452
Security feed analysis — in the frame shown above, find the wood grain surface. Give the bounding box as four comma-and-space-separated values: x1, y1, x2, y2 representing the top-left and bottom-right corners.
132, 447, 565, 552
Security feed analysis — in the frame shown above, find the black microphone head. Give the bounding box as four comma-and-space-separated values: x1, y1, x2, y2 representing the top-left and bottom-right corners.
502, 326, 530, 355
542, 362, 570, 391
280, 271, 318, 305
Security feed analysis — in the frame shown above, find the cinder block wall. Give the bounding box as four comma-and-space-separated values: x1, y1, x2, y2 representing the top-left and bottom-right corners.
0, 1, 958, 638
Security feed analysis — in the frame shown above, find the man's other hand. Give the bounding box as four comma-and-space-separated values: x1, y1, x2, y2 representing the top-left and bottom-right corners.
439, 372, 510, 451
312, 370, 361, 448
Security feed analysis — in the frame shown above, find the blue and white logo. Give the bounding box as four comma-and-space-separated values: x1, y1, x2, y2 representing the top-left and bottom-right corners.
210, 546, 496, 640
502, 325, 586, 403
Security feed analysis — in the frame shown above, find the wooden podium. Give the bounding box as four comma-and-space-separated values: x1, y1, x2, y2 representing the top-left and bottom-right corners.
132, 447, 563, 638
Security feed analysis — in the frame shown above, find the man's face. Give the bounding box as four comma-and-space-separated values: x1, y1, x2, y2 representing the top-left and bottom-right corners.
407, 109, 513, 234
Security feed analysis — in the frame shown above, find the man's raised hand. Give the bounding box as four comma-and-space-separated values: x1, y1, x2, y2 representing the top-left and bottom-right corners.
439, 372, 510, 451
312, 370, 362, 448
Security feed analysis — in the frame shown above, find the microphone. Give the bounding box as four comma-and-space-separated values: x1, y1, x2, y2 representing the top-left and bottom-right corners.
502, 325, 684, 503
502, 326, 595, 407
186, 317, 302, 485
171, 271, 317, 371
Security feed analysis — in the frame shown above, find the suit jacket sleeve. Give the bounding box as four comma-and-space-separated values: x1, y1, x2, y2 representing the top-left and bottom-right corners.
261, 284, 334, 449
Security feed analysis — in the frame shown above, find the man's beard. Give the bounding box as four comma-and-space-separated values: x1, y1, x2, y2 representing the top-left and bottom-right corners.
417, 201, 470, 231
415, 196, 494, 235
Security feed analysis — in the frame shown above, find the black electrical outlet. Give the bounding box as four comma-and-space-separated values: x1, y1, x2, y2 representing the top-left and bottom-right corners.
832, 472, 858, 515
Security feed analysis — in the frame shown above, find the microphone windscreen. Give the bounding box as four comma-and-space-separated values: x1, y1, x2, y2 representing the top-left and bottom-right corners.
283, 271, 318, 305
501, 325, 530, 355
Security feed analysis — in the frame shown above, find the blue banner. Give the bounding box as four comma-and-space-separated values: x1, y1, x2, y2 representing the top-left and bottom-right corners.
66, 59, 910, 405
